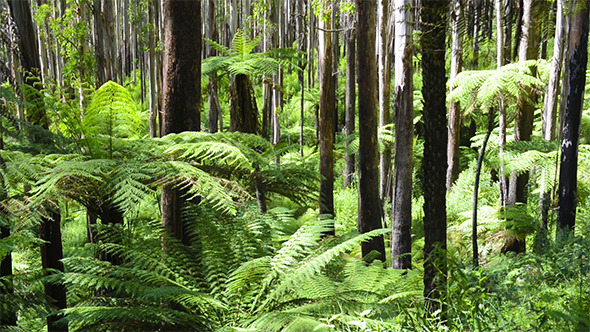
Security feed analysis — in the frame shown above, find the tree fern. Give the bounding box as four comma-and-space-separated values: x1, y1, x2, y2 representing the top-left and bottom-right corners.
448, 60, 549, 116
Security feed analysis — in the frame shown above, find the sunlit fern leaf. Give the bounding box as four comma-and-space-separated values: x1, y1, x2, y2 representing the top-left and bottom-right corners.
260, 228, 391, 313
83, 81, 143, 157
154, 160, 238, 215
448, 60, 548, 116
163, 140, 253, 171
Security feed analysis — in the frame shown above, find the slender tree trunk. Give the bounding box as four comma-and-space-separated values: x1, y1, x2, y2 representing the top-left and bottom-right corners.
148, 3, 158, 138
472, 107, 495, 268
421, 0, 448, 316
207, 0, 222, 134
505, 0, 540, 253
378, 0, 393, 203
540, 0, 565, 228
497, 0, 508, 206
40, 208, 68, 332
93, 0, 107, 85
391, 0, 414, 270
161, 0, 202, 245
447, 0, 462, 190
298, 0, 307, 156
557, 0, 589, 233
356, 0, 386, 262
344, 14, 356, 188
318, 2, 335, 234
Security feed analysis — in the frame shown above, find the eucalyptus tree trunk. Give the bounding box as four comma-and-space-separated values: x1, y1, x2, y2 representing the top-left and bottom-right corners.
447, 0, 462, 191
261, 0, 275, 139
497, 0, 508, 205
540, 0, 565, 228
557, 0, 589, 234
504, 0, 540, 254
421, 0, 449, 316
207, 0, 222, 133
297, 0, 307, 156
343, 11, 356, 188
161, 0, 202, 245
356, 0, 386, 262
378, 0, 393, 202
391, 0, 414, 270
318, 3, 335, 234
93, 0, 107, 85
148, 2, 158, 137
40, 208, 68, 332
472, 0, 480, 68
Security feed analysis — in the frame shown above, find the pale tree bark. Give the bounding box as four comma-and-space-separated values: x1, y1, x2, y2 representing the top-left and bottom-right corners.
447, 0, 462, 191
504, 0, 540, 254
344, 9, 356, 188
207, 0, 222, 133
557, 0, 589, 234
391, 0, 414, 270
378, 0, 393, 202
297, 0, 307, 156
357, 0, 386, 262
540, 0, 565, 228
497, 0, 508, 205
148, 2, 158, 137
318, 2, 335, 234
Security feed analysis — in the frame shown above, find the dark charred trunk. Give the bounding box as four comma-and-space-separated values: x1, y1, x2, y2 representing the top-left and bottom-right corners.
0, 225, 16, 326
161, 0, 202, 245
230, 74, 259, 134
40, 209, 68, 332
472, 108, 495, 267
557, 0, 589, 233
421, 0, 449, 317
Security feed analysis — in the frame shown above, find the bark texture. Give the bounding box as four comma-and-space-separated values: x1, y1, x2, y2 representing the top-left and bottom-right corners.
319, 5, 335, 234
505, 0, 540, 253
357, 0, 386, 262
40, 209, 68, 332
391, 0, 414, 270
230, 74, 259, 134
557, 0, 589, 232
421, 0, 448, 316
344, 11, 356, 188
161, 0, 202, 245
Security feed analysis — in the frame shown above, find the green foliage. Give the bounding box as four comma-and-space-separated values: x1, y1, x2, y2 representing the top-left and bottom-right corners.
203, 29, 303, 78
448, 60, 549, 116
